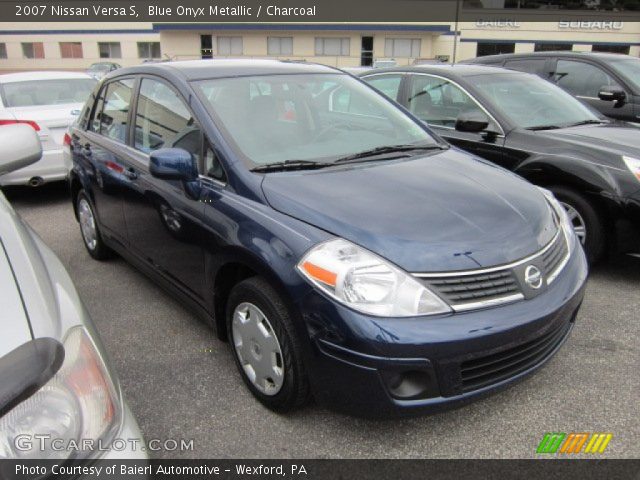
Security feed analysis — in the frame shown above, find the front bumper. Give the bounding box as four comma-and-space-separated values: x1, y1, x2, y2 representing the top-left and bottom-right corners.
0, 148, 70, 186
298, 245, 588, 418
615, 191, 640, 255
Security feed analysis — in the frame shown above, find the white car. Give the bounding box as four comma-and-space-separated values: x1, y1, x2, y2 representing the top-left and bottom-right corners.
0, 71, 96, 187
0, 125, 146, 461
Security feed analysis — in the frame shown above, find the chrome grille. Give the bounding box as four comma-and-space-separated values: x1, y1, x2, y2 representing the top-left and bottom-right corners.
415, 229, 570, 311
543, 232, 569, 283
422, 270, 521, 309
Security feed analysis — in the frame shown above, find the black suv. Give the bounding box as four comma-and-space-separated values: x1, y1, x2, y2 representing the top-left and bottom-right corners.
464, 52, 640, 123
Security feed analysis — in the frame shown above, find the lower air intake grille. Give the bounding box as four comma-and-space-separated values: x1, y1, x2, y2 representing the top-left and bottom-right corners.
459, 322, 570, 393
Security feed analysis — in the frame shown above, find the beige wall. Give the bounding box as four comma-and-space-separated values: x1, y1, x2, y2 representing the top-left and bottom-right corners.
160, 29, 439, 67
1, 21, 639, 72
0, 22, 159, 71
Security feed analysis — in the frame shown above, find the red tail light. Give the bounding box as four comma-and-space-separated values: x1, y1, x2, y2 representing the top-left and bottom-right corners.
63, 133, 72, 146
0, 119, 41, 131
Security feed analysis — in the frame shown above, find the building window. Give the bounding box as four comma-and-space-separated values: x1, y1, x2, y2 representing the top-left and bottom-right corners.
98, 42, 122, 59
267, 37, 293, 56
592, 44, 630, 55
384, 38, 421, 58
59, 42, 83, 59
315, 38, 350, 56
217, 36, 243, 56
22, 42, 44, 59
476, 42, 515, 57
534, 43, 572, 52
138, 42, 161, 59
0, 43, 7, 59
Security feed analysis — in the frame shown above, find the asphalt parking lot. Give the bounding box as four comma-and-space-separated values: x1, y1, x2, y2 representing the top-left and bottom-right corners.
5, 182, 639, 459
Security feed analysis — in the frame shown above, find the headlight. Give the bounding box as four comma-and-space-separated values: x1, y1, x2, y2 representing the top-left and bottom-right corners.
538, 187, 576, 252
297, 238, 451, 317
0, 327, 121, 459
622, 156, 640, 182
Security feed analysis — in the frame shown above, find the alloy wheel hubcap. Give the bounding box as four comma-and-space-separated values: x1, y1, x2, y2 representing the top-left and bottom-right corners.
78, 198, 98, 251
232, 302, 284, 396
560, 201, 587, 245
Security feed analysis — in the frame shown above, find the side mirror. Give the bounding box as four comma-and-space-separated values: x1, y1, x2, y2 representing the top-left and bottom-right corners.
149, 148, 198, 183
455, 111, 490, 133
0, 124, 42, 176
598, 86, 626, 103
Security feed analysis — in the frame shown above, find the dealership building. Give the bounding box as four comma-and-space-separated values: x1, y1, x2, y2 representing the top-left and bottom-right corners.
0, 17, 639, 72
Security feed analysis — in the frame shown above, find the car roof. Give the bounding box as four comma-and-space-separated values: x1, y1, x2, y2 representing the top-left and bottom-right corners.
0, 71, 93, 84
362, 63, 524, 78
469, 51, 634, 63
114, 59, 342, 81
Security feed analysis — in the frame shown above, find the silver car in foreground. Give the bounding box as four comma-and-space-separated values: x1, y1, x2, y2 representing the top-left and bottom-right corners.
0, 71, 96, 187
0, 125, 145, 460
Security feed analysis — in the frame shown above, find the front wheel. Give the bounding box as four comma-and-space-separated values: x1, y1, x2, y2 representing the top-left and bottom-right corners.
226, 277, 309, 412
549, 186, 605, 264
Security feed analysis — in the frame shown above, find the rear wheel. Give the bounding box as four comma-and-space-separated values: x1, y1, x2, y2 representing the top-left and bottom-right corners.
226, 276, 309, 412
549, 186, 605, 264
76, 190, 111, 260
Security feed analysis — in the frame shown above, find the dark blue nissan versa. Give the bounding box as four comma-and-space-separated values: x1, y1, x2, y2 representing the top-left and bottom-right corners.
67, 60, 588, 417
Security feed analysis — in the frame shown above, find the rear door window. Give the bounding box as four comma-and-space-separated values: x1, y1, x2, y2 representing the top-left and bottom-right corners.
98, 78, 134, 143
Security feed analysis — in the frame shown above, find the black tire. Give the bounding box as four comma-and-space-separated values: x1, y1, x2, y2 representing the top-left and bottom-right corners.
76, 190, 112, 260
226, 276, 310, 412
549, 185, 605, 264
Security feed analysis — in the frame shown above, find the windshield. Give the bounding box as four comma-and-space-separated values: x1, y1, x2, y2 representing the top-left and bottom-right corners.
472, 73, 601, 130
2, 78, 96, 107
609, 58, 640, 93
195, 73, 436, 167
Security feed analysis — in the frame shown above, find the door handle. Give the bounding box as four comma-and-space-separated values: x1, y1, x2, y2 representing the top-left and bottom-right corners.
123, 167, 139, 180
81, 143, 92, 156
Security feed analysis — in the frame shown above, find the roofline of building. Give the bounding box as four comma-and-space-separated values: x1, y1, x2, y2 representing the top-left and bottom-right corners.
0, 24, 454, 35
153, 23, 453, 32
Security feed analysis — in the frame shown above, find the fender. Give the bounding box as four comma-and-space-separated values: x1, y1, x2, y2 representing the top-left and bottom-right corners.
514, 153, 625, 209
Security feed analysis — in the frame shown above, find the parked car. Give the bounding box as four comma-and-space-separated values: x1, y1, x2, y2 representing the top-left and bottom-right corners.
341, 66, 372, 75
86, 62, 121, 79
0, 124, 145, 460
360, 64, 640, 263
463, 52, 640, 123
373, 59, 397, 69
67, 60, 587, 417
0, 71, 97, 187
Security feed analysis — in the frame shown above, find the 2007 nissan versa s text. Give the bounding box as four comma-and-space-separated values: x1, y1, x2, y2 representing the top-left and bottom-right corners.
66, 60, 587, 417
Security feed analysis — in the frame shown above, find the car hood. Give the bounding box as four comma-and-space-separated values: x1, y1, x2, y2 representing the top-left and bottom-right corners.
538, 122, 640, 158
0, 237, 32, 357
261, 149, 556, 272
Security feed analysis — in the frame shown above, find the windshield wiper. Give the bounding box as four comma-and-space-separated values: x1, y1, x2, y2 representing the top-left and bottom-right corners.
332, 144, 446, 165
250, 159, 329, 173
526, 125, 564, 131
565, 119, 608, 127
